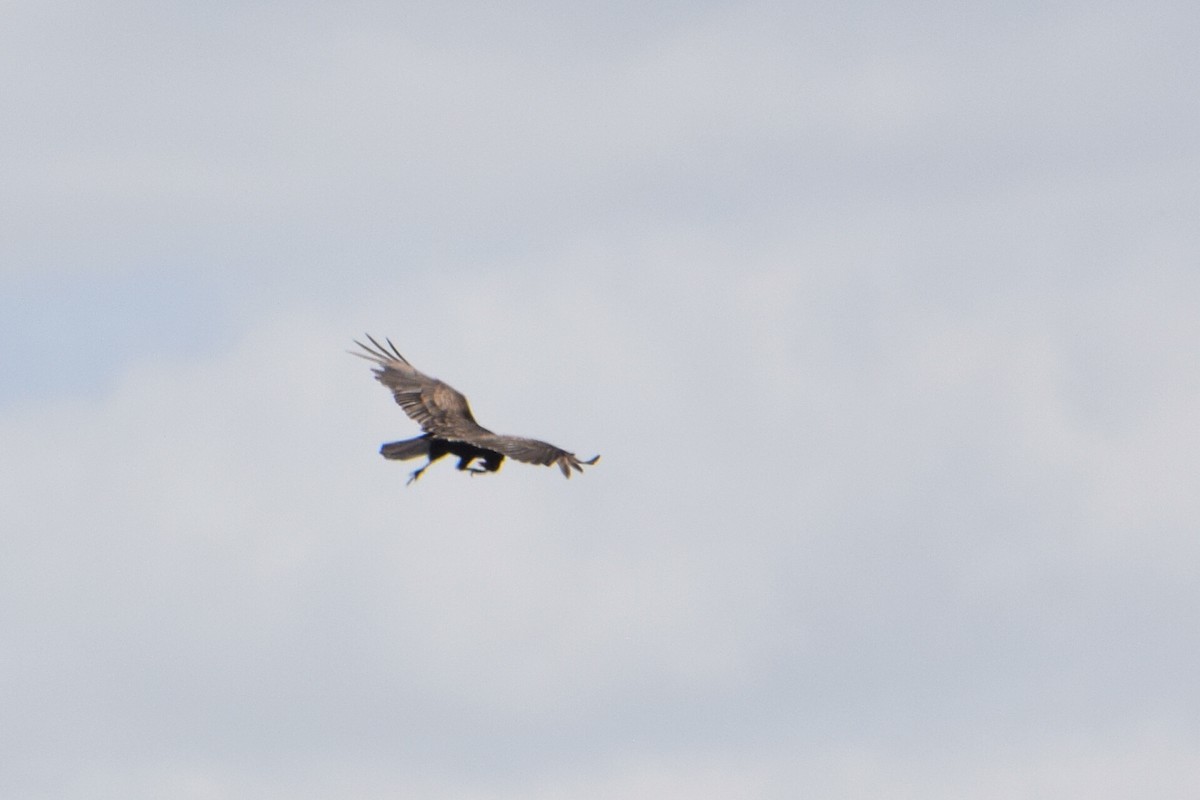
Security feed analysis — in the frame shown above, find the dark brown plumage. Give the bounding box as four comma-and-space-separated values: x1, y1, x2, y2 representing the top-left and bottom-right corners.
352, 335, 600, 484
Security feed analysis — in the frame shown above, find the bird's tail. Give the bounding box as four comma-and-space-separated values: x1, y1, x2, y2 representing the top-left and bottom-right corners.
380, 435, 430, 461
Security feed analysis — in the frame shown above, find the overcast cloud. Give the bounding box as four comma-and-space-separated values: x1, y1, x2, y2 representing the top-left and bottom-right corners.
2, 1, 1199, 798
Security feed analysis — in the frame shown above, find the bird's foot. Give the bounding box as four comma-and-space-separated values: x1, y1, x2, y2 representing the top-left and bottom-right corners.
407, 468, 426, 485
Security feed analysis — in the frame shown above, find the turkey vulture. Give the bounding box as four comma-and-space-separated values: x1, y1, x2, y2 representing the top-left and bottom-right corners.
352, 335, 600, 484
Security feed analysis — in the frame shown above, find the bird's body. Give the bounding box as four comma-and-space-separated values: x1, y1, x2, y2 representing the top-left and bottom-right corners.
352, 336, 599, 484
379, 433, 504, 485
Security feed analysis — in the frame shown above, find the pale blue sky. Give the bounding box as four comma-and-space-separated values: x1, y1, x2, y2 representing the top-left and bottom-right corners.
2, 1, 1199, 798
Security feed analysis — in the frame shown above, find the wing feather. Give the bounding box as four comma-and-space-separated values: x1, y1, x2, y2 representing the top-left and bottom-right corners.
350, 337, 493, 439
473, 434, 601, 478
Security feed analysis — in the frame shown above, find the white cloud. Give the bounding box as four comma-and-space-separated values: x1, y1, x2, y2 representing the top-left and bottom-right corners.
3, 0, 1200, 797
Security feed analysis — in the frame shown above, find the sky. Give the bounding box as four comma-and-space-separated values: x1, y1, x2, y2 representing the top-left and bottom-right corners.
2, 1, 1199, 797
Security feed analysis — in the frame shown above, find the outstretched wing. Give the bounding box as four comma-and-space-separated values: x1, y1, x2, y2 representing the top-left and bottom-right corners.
473, 433, 601, 478
350, 335, 494, 440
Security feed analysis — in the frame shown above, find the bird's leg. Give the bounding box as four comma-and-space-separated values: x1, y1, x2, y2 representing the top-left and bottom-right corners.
407, 461, 432, 485
454, 454, 487, 475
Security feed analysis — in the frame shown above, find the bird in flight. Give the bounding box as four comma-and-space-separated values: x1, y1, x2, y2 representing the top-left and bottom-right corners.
352, 335, 600, 484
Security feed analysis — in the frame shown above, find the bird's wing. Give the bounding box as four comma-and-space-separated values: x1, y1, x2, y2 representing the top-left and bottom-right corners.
351, 336, 494, 439
471, 433, 601, 478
